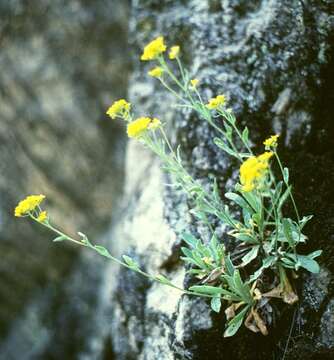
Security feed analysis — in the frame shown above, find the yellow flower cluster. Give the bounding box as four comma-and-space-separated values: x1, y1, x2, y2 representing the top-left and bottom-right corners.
15, 195, 45, 217
127, 117, 161, 138
106, 99, 131, 119
190, 79, 199, 88
169, 45, 180, 60
206, 95, 226, 109
141, 36, 166, 61
37, 211, 48, 223
240, 152, 273, 192
263, 134, 279, 148
148, 66, 164, 78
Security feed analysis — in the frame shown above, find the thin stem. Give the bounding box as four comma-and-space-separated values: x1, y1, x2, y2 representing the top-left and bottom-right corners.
159, 78, 186, 103
30, 214, 218, 299
274, 152, 300, 225
159, 56, 185, 91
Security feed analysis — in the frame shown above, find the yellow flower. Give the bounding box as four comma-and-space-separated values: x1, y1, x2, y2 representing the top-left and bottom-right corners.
148, 118, 161, 130
239, 152, 273, 192
141, 36, 166, 61
257, 151, 274, 163
127, 117, 152, 138
206, 94, 226, 109
202, 256, 213, 265
148, 66, 164, 78
37, 211, 48, 223
169, 45, 180, 60
190, 79, 199, 88
15, 195, 46, 217
263, 134, 279, 148
106, 99, 131, 119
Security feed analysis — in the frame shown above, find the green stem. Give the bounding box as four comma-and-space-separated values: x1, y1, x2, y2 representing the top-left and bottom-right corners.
30, 214, 218, 299
274, 152, 300, 225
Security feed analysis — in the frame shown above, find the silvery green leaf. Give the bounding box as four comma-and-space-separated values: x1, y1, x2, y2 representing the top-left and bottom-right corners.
77, 232, 91, 246
224, 123, 233, 141
248, 256, 276, 283
214, 138, 239, 158
242, 127, 249, 144
233, 233, 259, 244
181, 233, 198, 248
241, 246, 260, 266
53, 235, 66, 242
281, 257, 295, 268
224, 306, 249, 337
283, 167, 289, 183
224, 255, 235, 276
299, 215, 314, 229
296, 255, 320, 274
94, 245, 111, 258
273, 181, 283, 204
243, 208, 251, 225
210, 297, 221, 313
155, 274, 171, 284
233, 270, 252, 304
225, 192, 254, 215
278, 186, 291, 212
307, 250, 322, 259
189, 285, 226, 295
181, 246, 194, 259
240, 191, 260, 213
282, 218, 295, 247
122, 255, 139, 269
181, 256, 202, 267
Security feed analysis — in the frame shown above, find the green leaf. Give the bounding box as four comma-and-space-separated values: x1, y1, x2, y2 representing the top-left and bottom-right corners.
240, 191, 260, 213
248, 256, 276, 283
225, 192, 254, 215
122, 255, 139, 269
224, 306, 249, 337
210, 297, 221, 313
181, 246, 193, 258
241, 245, 260, 266
282, 218, 295, 247
181, 256, 203, 267
278, 186, 291, 212
188, 285, 225, 295
155, 274, 171, 284
280, 257, 295, 268
94, 245, 111, 258
224, 255, 235, 276
233, 270, 252, 304
77, 232, 91, 246
242, 127, 249, 144
307, 249, 322, 259
299, 215, 313, 229
53, 235, 67, 242
224, 123, 233, 141
233, 233, 259, 244
283, 167, 289, 183
214, 138, 239, 158
181, 233, 198, 248
296, 255, 320, 274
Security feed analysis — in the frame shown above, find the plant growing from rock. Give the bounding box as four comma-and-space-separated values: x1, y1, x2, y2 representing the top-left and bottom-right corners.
15, 36, 322, 337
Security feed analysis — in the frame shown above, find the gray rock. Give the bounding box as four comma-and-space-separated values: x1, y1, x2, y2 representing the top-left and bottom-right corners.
109, 0, 334, 359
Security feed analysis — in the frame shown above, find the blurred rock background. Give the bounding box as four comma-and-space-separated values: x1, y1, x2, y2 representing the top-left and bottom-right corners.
0, 0, 129, 358
1, 0, 334, 359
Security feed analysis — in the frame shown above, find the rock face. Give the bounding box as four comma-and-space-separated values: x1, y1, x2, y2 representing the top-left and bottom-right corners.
0, 1, 129, 358
109, 1, 334, 359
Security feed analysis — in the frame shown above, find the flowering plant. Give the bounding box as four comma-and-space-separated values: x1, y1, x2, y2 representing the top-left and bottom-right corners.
15, 36, 321, 337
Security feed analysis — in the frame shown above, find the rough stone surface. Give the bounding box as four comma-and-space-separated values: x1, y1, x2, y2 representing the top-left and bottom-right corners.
0, 1, 129, 358
109, 0, 334, 359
